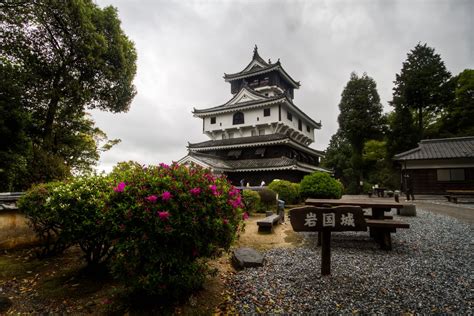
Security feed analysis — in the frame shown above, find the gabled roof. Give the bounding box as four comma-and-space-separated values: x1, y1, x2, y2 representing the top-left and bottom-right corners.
393, 136, 474, 160
222, 86, 269, 106
223, 46, 300, 89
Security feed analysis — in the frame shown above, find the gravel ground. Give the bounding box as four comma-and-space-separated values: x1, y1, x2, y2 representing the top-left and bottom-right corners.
224, 208, 473, 314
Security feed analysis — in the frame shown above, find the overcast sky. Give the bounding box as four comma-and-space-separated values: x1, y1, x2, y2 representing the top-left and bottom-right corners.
92, 0, 473, 172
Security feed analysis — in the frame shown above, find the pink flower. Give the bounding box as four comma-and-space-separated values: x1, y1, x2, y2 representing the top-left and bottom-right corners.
242, 212, 249, 220
223, 219, 229, 225
190, 187, 201, 196
229, 187, 240, 197
161, 191, 172, 201
113, 182, 126, 192
209, 184, 219, 196
157, 211, 170, 221
146, 195, 158, 203
159, 163, 170, 169
229, 196, 242, 209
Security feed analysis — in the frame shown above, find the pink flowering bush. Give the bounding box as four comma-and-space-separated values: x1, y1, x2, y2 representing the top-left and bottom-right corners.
108, 162, 243, 298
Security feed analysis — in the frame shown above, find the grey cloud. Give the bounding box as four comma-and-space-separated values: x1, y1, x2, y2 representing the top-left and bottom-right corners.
93, 0, 473, 172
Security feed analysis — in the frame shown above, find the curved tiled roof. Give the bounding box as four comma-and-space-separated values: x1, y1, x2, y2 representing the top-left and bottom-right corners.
184, 152, 328, 173
188, 134, 288, 149
393, 136, 474, 160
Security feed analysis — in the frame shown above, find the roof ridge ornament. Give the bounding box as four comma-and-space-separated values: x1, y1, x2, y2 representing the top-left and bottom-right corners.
253, 45, 258, 59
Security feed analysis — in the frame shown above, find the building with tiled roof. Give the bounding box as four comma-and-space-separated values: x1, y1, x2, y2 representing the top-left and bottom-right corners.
394, 136, 474, 194
178, 46, 328, 185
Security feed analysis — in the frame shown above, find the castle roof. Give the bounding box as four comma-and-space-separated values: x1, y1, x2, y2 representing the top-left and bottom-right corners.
394, 136, 474, 161
188, 134, 324, 157
179, 151, 328, 173
223, 46, 300, 89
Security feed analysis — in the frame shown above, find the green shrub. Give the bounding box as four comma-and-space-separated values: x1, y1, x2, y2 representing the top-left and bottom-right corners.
292, 183, 301, 203
257, 188, 277, 212
18, 182, 70, 257
50, 175, 115, 267
300, 172, 343, 199
19, 175, 116, 266
268, 180, 300, 204
107, 162, 243, 298
241, 189, 261, 214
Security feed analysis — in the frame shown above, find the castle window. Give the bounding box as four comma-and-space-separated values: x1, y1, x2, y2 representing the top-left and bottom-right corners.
210, 117, 216, 124
306, 125, 310, 133
298, 119, 302, 131
287, 111, 292, 121
233, 112, 244, 125
264, 108, 271, 117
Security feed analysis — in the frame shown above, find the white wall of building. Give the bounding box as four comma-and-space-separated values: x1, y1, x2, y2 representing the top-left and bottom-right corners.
201, 102, 315, 142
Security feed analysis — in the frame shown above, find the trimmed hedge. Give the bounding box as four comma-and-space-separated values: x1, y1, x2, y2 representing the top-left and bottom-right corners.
300, 172, 343, 199
241, 189, 261, 214
268, 180, 300, 204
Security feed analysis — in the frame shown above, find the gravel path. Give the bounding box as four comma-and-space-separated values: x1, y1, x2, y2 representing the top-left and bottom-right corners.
224, 208, 473, 314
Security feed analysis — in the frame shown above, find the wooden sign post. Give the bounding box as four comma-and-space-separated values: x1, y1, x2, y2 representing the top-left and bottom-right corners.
289, 206, 367, 275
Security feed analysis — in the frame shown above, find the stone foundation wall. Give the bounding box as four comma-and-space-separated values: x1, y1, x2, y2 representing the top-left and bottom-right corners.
0, 210, 38, 249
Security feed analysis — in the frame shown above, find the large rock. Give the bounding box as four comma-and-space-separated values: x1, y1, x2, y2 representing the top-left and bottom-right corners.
400, 204, 417, 216
0, 296, 12, 312
232, 247, 264, 269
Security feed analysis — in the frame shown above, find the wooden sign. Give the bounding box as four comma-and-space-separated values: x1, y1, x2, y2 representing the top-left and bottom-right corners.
289, 206, 367, 232
289, 206, 367, 276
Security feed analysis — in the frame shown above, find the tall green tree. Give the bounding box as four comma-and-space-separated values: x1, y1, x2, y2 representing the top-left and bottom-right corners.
338, 72, 384, 154
331, 72, 384, 193
438, 69, 474, 137
392, 43, 451, 138
0, 0, 137, 188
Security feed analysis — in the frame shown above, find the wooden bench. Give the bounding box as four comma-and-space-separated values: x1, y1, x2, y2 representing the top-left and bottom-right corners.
444, 190, 474, 203
365, 219, 410, 250
257, 214, 281, 232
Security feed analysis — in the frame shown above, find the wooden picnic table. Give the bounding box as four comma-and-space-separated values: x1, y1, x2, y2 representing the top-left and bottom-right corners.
444, 190, 474, 203
304, 198, 409, 250
305, 198, 404, 219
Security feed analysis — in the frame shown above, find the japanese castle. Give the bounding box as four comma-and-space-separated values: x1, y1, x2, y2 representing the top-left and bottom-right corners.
178, 46, 328, 185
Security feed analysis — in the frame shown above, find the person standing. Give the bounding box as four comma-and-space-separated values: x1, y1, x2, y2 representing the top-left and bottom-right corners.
406, 175, 415, 201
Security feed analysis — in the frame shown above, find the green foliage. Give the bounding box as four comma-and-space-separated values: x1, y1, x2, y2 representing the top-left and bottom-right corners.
300, 172, 343, 199
47, 175, 115, 267
18, 175, 114, 265
0, 0, 136, 189
386, 106, 418, 158
18, 182, 70, 258
0, 61, 32, 191
337, 72, 384, 153
257, 188, 277, 212
438, 69, 474, 137
107, 163, 243, 298
268, 180, 300, 204
241, 190, 261, 214
392, 43, 451, 136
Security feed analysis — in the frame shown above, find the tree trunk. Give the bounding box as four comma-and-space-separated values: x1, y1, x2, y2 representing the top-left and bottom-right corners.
418, 106, 423, 138
42, 94, 60, 151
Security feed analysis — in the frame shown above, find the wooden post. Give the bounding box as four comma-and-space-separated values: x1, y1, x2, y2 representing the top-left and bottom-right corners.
321, 231, 331, 275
